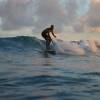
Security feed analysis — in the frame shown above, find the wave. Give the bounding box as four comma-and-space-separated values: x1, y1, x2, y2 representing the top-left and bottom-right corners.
0, 36, 84, 55
0, 36, 100, 55
0, 36, 46, 52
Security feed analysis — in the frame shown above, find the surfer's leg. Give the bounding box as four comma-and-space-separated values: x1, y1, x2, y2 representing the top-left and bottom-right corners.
47, 37, 52, 50
42, 34, 49, 49
46, 40, 50, 50
45, 36, 51, 50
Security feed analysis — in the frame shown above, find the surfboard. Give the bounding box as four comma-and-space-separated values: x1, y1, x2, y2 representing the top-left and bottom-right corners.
45, 50, 56, 55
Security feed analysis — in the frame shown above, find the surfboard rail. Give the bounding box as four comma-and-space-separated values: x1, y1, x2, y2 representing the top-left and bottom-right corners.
45, 50, 56, 54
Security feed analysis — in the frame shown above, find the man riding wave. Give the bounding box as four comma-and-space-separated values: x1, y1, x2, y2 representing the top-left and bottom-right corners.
41, 25, 56, 50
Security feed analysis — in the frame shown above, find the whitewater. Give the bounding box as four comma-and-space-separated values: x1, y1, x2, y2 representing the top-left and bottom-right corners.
0, 36, 100, 100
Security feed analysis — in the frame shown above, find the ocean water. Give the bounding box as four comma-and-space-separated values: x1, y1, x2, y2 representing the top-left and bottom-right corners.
0, 36, 100, 100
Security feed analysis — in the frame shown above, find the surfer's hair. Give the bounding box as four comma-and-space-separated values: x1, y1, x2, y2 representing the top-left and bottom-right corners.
51, 25, 54, 29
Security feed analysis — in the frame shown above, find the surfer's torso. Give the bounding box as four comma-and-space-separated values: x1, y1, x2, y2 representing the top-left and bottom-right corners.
42, 28, 52, 37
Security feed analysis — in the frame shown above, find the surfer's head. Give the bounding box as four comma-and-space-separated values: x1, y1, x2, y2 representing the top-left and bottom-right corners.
50, 25, 54, 30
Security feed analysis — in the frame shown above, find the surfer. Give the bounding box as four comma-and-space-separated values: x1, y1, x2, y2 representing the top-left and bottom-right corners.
41, 25, 56, 50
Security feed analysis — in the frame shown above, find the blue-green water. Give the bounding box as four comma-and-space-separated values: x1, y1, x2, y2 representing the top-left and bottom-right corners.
0, 36, 100, 100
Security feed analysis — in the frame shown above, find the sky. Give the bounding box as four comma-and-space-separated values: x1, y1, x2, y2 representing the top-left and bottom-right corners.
0, 0, 100, 36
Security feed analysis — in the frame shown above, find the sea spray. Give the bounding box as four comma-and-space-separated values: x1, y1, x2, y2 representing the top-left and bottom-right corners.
52, 39, 85, 55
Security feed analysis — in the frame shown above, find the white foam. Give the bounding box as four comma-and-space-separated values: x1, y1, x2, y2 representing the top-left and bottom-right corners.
52, 39, 85, 56
51, 38, 100, 55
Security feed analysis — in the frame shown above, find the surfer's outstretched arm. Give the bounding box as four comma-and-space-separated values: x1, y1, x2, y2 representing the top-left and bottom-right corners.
51, 31, 56, 38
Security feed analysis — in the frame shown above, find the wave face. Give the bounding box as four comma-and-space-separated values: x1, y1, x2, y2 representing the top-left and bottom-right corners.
0, 36, 46, 52
0, 36, 84, 55
0, 36, 99, 55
